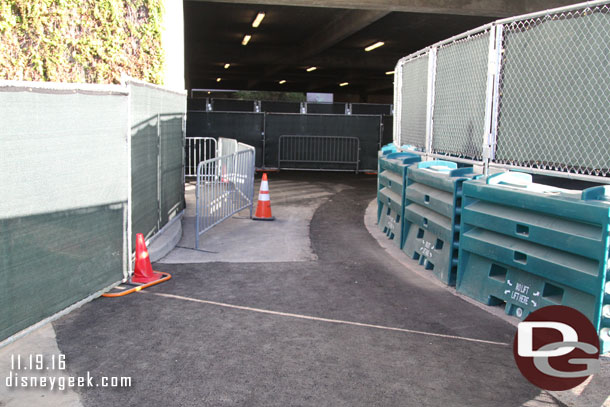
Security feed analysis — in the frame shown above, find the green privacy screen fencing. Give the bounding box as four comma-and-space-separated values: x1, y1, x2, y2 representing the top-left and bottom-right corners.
127, 79, 186, 243
0, 82, 129, 343
0, 79, 186, 344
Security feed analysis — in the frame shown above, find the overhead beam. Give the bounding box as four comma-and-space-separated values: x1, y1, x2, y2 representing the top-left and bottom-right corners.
186, 0, 577, 18
247, 9, 389, 88
190, 45, 398, 71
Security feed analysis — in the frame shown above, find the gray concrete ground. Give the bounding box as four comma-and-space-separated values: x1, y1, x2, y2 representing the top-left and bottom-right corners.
0, 324, 82, 407
159, 177, 348, 263
1, 172, 608, 406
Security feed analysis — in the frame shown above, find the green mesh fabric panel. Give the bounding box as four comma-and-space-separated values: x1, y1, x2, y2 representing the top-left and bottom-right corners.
128, 81, 186, 242
160, 117, 185, 225
0, 204, 125, 340
130, 118, 159, 240
0, 84, 128, 342
432, 31, 489, 159
382, 115, 394, 146
399, 54, 429, 149
495, 11, 610, 175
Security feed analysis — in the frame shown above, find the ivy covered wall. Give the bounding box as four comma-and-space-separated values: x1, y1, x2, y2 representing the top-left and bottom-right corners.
0, 0, 165, 84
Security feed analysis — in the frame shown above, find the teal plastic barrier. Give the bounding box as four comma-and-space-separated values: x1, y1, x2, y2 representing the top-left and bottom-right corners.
380, 143, 397, 156
402, 161, 475, 285
457, 172, 610, 353
377, 152, 421, 247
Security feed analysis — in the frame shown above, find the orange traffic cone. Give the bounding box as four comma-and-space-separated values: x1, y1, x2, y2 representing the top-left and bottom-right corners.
131, 233, 165, 284
253, 173, 275, 221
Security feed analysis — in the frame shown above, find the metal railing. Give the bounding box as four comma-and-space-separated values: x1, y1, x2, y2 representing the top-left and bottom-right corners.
195, 146, 255, 248
394, 0, 610, 183
218, 136, 238, 157
185, 137, 217, 177
277, 135, 360, 172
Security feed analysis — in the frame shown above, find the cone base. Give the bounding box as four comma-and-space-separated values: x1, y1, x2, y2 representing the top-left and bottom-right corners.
252, 216, 275, 221
130, 271, 165, 284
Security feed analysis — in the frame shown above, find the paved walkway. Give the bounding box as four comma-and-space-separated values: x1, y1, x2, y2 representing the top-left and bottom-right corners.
3, 172, 608, 406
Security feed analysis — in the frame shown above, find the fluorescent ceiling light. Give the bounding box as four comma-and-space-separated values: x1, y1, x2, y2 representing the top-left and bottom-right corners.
306, 66, 317, 72
216, 78, 221, 82
365, 41, 384, 52
385, 70, 394, 75
279, 80, 286, 84
252, 12, 265, 28
242, 35, 251, 46
339, 82, 349, 87
224, 63, 230, 69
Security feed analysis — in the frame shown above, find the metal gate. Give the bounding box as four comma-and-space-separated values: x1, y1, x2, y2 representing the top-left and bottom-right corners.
185, 137, 217, 177
277, 135, 360, 172
195, 146, 255, 248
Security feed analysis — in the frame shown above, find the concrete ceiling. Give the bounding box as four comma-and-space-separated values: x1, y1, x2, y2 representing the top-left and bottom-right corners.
184, 0, 576, 99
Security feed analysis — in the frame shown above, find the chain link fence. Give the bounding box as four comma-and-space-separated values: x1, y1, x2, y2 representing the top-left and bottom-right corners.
393, 0, 610, 182
396, 52, 429, 149
432, 30, 490, 160
494, 3, 610, 176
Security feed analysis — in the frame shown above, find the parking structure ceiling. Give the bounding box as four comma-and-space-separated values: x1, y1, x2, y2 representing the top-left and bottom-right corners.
184, 0, 576, 101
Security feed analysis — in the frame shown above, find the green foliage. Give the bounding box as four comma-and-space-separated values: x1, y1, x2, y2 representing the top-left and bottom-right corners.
0, 0, 165, 84
233, 90, 306, 102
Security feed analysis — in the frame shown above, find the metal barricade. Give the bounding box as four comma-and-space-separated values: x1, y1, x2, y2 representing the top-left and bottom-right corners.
195, 147, 255, 248
277, 135, 360, 172
185, 137, 217, 177
218, 137, 238, 157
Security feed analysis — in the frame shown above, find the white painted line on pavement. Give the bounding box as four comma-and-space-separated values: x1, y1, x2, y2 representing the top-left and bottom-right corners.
143, 291, 510, 347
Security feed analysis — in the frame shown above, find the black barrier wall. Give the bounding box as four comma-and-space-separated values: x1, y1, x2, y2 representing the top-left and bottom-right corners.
382, 115, 394, 146
265, 113, 382, 170
187, 111, 388, 172
186, 111, 265, 167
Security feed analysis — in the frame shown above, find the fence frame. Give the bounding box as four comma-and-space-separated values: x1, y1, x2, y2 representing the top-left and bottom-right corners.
185, 137, 217, 177
277, 135, 360, 173
195, 146, 256, 248
393, 0, 610, 184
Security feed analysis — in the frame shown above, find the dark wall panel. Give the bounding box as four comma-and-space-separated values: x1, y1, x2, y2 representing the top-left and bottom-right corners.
187, 112, 264, 168
352, 103, 392, 115
264, 113, 381, 170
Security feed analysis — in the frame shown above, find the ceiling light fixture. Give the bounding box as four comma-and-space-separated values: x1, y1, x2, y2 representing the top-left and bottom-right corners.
216, 78, 221, 82
242, 34, 251, 46
252, 12, 265, 28
306, 66, 317, 72
279, 80, 286, 84
339, 82, 349, 87
224, 63, 230, 69
365, 41, 385, 52
385, 70, 395, 75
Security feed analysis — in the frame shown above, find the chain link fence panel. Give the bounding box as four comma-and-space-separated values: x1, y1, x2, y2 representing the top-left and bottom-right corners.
397, 53, 429, 149
432, 30, 490, 160
494, 4, 610, 176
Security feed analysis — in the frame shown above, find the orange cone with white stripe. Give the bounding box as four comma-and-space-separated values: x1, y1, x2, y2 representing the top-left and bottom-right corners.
253, 173, 275, 221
